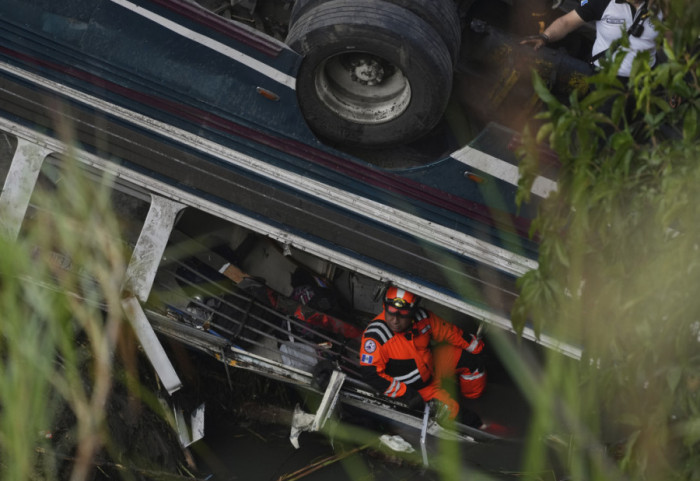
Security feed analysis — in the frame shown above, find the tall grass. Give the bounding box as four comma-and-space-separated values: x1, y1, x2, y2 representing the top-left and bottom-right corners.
0, 141, 128, 481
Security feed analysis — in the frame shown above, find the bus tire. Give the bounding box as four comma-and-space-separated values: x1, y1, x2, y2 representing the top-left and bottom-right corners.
286, 0, 453, 147
289, 0, 462, 63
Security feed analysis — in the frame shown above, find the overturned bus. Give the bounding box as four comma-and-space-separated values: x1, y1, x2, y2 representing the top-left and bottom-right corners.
0, 0, 587, 475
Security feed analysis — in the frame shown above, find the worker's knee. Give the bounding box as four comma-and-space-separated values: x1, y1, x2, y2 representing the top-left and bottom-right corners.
459, 368, 486, 399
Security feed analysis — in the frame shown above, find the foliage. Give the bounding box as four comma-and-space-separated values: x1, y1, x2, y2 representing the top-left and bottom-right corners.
513, 1, 700, 479
0, 145, 128, 481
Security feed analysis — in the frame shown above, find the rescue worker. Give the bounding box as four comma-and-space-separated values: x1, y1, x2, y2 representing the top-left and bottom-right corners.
520, 0, 660, 79
359, 286, 486, 427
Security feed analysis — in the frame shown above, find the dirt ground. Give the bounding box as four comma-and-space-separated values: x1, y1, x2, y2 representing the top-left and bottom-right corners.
42, 343, 195, 481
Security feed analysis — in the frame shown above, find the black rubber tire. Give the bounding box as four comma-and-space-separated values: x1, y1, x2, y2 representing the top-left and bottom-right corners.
289, 0, 462, 63
286, 0, 453, 147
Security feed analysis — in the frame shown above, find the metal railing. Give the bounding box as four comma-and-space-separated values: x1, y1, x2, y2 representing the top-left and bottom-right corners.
149, 252, 364, 382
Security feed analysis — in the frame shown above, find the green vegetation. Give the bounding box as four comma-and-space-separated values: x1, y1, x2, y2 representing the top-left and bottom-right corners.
0, 149, 185, 481
513, 1, 700, 479
0, 151, 128, 480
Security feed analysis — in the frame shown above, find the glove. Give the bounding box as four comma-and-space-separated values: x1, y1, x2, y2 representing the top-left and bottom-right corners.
465, 334, 484, 354
400, 388, 425, 411
428, 399, 451, 424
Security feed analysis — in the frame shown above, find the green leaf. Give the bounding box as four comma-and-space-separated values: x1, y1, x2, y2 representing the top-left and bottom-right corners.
510, 300, 527, 337
650, 95, 672, 113
581, 88, 621, 110
654, 63, 671, 86
553, 238, 570, 269
532, 71, 559, 107
610, 95, 627, 127
536, 122, 554, 144
683, 105, 698, 139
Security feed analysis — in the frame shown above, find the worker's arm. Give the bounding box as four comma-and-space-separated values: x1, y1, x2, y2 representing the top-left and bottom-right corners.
428, 312, 484, 354
520, 9, 587, 50
359, 329, 405, 396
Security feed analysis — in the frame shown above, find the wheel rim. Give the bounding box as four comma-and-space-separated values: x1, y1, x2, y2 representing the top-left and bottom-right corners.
314, 52, 411, 125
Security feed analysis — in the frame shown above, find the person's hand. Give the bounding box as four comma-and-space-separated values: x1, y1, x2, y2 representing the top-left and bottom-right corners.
428, 399, 452, 424
520, 34, 549, 51
465, 333, 484, 354
400, 388, 424, 411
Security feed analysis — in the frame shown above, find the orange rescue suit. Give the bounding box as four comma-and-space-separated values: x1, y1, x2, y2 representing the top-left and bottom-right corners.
359, 307, 485, 419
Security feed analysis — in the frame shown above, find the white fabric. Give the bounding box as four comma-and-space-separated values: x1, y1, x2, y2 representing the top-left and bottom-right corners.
591, 1, 660, 76
379, 434, 416, 453
280, 342, 318, 371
